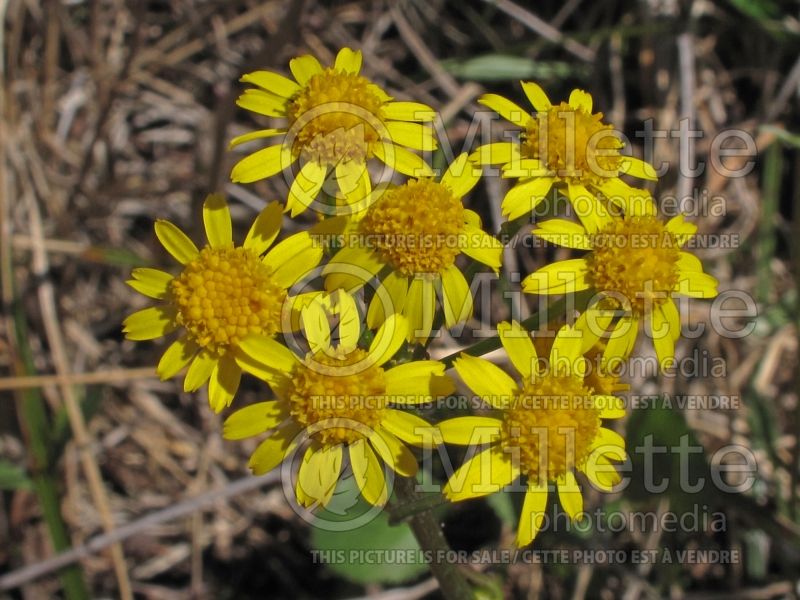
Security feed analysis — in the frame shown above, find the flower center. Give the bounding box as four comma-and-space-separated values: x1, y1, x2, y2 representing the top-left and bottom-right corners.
287, 348, 387, 446
586, 216, 681, 315
501, 375, 600, 482
287, 69, 385, 166
170, 246, 286, 352
360, 179, 465, 276
522, 102, 623, 187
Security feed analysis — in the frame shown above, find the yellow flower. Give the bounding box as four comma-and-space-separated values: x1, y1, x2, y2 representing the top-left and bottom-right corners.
440, 322, 626, 547
230, 47, 437, 216
522, 201, 718, 366
470, 83, 657, 227
223, 293, 454, 508
123, 194, 323, 412
320, 154, 504, 341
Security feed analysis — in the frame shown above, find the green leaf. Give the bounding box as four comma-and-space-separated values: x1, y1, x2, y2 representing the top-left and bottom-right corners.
441, 54, 583, 81
486, 491, 517, 528
0, 461, 32, 490
310, 476, 427, 585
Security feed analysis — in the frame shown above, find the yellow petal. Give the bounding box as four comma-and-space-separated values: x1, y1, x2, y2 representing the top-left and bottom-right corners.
665, 214, 697, 245
404, 277, 436, 342
382, 409, 440, 447
532, 219, 592, 250
369, 427, 418, 477
184, 349, 218, 392
229, 128, 284, 150
502, 177, 553, 220
441, 265, 472, 328
157, 336, 199, 380
521, 81, 552, 112
619, 156, 658, 181
568, 89, 593, 112
334, 160, 371, 212
154, 220, 199, 265
123, 306, 177, 340
235, 89, 287, 117
382, 101, 436, 122
676, 251, 703, 273
287, 161, 328, 217
584, 455, 622, 492
515, 482, 548, 547
675, 272, 719, 298
367, 270, 409, 329
127, 268, 173, 299
297, 446, 341, 507
243, 201, 283, 255
202, 193, 232, 249
460, 224, 503, 271
248, 423, 302, 475
557, 471, 583, 519
497, 321, 537, 380
289, 54, 323, 85
603, 316, 639, 363
375, 143, 433, 177
651, 304, 675, 367
385, 360, 454, 403
443, 445, 518, 501
237, 333, 297, 373
323, 246, 385, 292
549, 324, 584, 375
453, 353, 516, 409
438, 416, 503, 445
385, 121, 437, 151
230, 144, 294, 184
593, 427, 626, 456
478, 93, 530, 128
301, 300, 331, 355
469, 142, 520, 166
368, 313, 408, 366
349, 439, 388, 506
208, 353, 241, 413
263, 231, 323, 288
596, 394, 626, 419
240, 70, 300, 98
223, 401, 286, 440
441, 153, 481, 198
522, 259, 589, 295
334, 47, 363, 73
326, 289, 361, 350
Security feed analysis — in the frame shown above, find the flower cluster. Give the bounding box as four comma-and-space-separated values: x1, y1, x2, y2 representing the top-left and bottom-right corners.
124, 48, 718, 547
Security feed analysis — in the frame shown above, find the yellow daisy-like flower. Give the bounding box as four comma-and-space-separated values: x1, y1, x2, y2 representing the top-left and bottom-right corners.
320, 154, 504, 342
470, 82, 657, 227
439, 322, 626, 547
230, 47, 437, 216
522, 201, 718, 366
223, 294, 454, 507
123, 194, 323, 412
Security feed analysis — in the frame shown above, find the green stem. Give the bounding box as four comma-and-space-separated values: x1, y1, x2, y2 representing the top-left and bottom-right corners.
393, 477, 474, 600
10, 300, 89, 599
387, 490, 449, 525
440, 294, 574, 368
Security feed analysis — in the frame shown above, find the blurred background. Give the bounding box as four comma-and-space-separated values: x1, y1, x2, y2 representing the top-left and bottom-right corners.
1, 0, 800, 598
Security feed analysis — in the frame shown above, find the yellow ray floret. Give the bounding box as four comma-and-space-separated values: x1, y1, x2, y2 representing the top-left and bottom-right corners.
230, 47, 438, 216
123, 194, 323, 412
439, 322, 626, 547
223, 293, 454, 508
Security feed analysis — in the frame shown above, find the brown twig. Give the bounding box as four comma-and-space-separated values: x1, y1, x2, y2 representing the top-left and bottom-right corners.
0, 473, 279, 592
